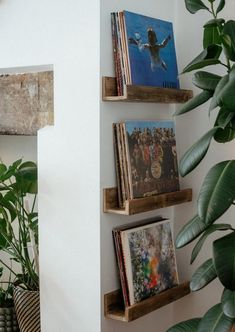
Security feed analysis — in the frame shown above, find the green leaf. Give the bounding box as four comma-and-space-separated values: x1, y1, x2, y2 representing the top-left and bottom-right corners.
209, 75, 229, 113
221, 289, 235, 318
174, 90, 213, 116
218, 66, 235, 111
0, 219, 9, 250
216, 0, 225, 15
203, 26, 221, 49
190, 224, 232, 264
221, 34, 235, 62
179, 127, 219, 177
223, 21, 235, 61
214, 108, 235, 129
184, 0, 209, 14
198, 160, 235, 225
190, 258, 217, 291
182, 45, 222, 74
176, 215, 207, 248
193, 71, 221, 91
0, 164, 7, 177
204, 19, 225, 28
213, 232, 235, 290
214, 126, 235, 143
166, 318, 201, 332
198, 303, 234, 332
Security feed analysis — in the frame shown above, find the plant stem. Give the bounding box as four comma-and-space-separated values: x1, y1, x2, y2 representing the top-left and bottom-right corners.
210, 2, 217, 19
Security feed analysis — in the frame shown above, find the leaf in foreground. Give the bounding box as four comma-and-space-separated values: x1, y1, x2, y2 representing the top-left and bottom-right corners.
190, 258, 217, 292
198, 303, 233, 332
213, 232, 235, 290
198, 160, 235, 225
166, 318, 201, 332
221, 289, 235, 318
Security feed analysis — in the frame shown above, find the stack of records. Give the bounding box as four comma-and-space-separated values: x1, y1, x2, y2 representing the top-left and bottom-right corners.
113, 120, 180, 207
111, 10, 180, 96
113, 217, 179, 307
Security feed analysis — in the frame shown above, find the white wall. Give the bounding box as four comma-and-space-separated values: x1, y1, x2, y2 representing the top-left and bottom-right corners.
173, 0, 235, 324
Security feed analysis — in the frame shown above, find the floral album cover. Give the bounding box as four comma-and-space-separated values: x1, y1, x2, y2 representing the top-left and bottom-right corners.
121, 219, 179, 305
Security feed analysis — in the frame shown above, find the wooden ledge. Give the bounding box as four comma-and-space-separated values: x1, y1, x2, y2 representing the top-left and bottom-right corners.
102, 77, 193, 103
103, 187, 192, 215
104, 282, 190, 322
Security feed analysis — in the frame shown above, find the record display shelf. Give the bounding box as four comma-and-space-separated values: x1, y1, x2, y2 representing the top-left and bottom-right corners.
104, 281, 190, 322
103, 187, 192, 215
102, 77, 193, 103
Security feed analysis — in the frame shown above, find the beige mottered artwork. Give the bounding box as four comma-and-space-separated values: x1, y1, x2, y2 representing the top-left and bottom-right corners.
0, 71, 54, 135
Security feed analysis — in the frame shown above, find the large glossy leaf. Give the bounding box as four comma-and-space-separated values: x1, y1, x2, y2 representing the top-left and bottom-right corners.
221, 34, 235, 62
182, 45, 222, 73
176, 215, 207, 248
198, 303, 234, 332
185, 0, 209, 13
179, 127, 219, 177
204, 19, 225, 28
223, 21, 235, 61
190, 258, 217, 291
214, 126, 235, 143
218, 66, 235, 111
190, 224, 232, 264
209, 75, 229, 112
174, 90, 213, 116
166, 318, 201, 332
198, 160, 235, 225
214, 108, 235, 128
213, 232, 235, 290
193, 71, 221, 91
221, 289, 235, 318
216, 0, 225, 15
203, 26, 221, 49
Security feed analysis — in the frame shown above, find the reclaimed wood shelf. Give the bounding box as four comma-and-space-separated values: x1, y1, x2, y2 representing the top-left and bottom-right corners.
102, 77, 193, 103
103, 187, 192, 215
104, 282, 190, 322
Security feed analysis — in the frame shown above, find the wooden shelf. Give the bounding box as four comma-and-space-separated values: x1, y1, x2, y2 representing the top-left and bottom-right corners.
102, 77, 193, 103
103, 187, 192, 215
104, 282, 190, 322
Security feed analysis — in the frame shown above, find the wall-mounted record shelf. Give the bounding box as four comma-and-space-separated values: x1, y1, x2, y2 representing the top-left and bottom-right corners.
102, 77, 193, 103
103, 187, 192, 215
104, 282, 190, 322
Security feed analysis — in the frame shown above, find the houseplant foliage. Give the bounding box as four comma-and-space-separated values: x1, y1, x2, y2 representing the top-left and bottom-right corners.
167, 0, 235, 331
0, 159, 38, 291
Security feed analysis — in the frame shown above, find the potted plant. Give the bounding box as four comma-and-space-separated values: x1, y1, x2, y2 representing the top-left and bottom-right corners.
0, 159, 39, 332
167, 0, 235, 331
0, 269, 19, 332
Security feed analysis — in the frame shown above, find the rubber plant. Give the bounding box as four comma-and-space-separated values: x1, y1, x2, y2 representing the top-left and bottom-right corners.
167, 0, 235, 331
0, 159, 38, 291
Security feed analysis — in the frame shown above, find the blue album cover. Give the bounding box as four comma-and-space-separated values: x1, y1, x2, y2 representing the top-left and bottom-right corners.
124, 11, 180, 89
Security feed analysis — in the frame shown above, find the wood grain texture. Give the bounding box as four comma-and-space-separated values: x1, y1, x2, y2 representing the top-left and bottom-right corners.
102, 77, 193, 103
103, 187, 192, 215
104, 282, 190, 322
0, 71, 53, 135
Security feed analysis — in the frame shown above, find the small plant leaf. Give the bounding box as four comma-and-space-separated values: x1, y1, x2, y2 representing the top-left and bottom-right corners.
216, 0, 225, 15
192, 71, 221, 91
221, 289, 235, 318
203, 26, 221, 49
182, 45, 222, 74
209, 75, 229, 112
185, 0, 209, 14
166, 318, 201, 332
190, 224, 232, 264
176, 215, 207, 248
213, 232, 235, 290
198, 160, 235, 225
190, 258, 217, 291
174, 90, 213, 116
179, 127, 219, 177
198, 303, 233, 332
222, 20, 235, 61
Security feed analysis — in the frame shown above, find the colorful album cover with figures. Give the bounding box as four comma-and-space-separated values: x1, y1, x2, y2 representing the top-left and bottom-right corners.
124, 120, 180, 199
121, 219, 178, 305
124, 11, 180, 88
